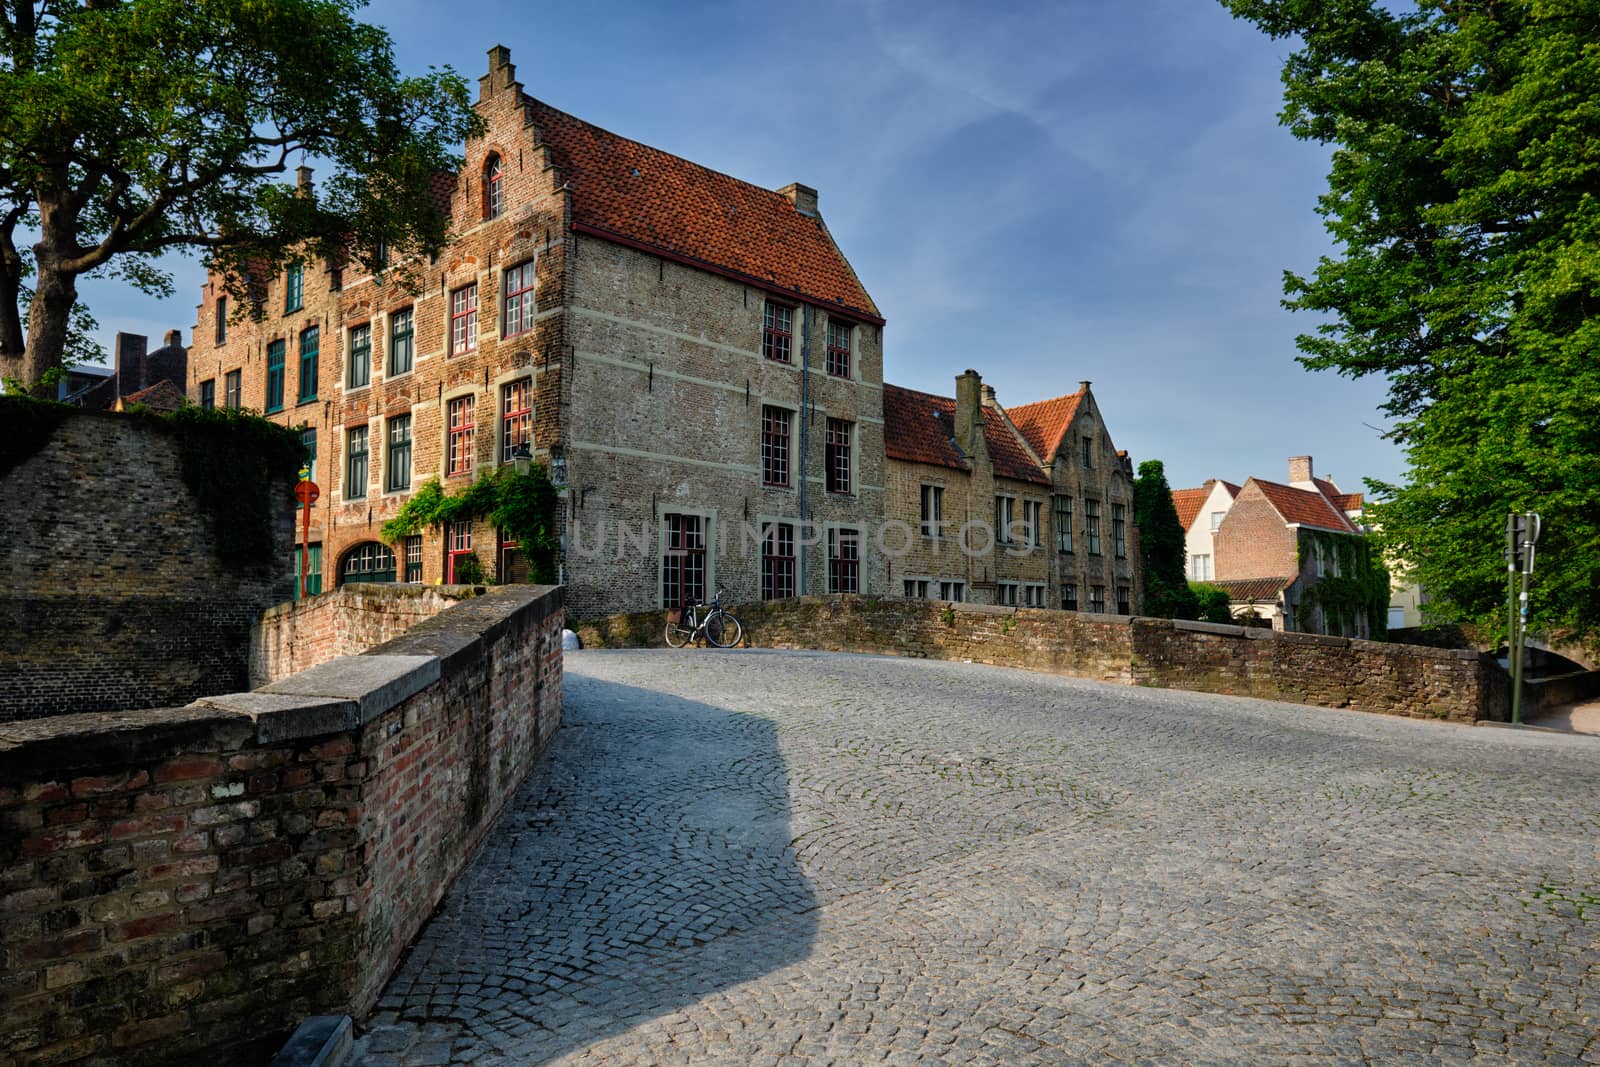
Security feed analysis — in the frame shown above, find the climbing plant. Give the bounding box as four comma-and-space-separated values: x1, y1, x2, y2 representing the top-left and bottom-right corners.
161, 404, 307, 564
1295, 532, 1390, 640
0, 395, 72, 480
382, 464, 559, 583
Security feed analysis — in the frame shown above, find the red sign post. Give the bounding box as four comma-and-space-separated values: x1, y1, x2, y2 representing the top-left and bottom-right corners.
294, 478, 320, 600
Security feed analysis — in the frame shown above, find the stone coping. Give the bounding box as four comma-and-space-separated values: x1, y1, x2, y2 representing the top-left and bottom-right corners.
0, 585, 562, 771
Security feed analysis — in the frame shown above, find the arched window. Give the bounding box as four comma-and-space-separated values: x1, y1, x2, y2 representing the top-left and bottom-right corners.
484, 154, 504, 220
340, 541, 396, 585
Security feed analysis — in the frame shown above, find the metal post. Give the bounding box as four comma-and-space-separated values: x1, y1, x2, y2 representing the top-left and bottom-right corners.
1512, 566, 1530, 725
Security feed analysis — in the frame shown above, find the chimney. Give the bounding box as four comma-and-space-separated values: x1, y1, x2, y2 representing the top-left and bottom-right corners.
162, 329, 183, 350
778, 182, 819, 218
954, 369, 982, 456
980, 384, 998, 408
114, 332, 148, 395
1288, 455, 1314, 486
481, 45, 517, 99
296, 166, 313, 194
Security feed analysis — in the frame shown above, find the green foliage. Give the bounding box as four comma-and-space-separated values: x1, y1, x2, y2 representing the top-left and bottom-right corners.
382, 466, 560, 583
1224, 0, 1600, 646
161, 404, 307, 564
1133, 459, 1199, 620
0, 395, 71, 479
1295, 532, 1391, 640
0, 0, 484, 388
1189, 583, 1235, 624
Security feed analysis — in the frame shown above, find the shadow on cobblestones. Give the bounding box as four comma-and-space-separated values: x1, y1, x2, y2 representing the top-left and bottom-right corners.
357, 670, 817, 1064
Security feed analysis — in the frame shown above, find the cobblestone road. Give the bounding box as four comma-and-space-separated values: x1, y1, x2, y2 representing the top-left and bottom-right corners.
353, 650, 1600, 1065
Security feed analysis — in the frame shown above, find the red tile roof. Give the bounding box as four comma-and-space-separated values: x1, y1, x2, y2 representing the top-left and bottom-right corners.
882, 385, 1048, 484
527, 98, 880, 323
1252, 479, 1359, 532
1006, 391, 1083, 461
120, 380, 185, 412
1211, 576, 1294, 601
883, 385, 965, 471
1171, 488, 1209, 532
983, 408, 1049, 486
1313, 477, 1364, 514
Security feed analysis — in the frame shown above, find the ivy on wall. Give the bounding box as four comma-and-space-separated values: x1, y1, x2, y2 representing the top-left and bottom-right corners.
381, 465, 559, 583
1296, 530, 1390, 639
1, 397, 304, 565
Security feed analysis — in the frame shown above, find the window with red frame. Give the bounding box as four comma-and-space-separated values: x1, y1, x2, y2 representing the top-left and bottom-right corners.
498, 528, 528, 584
451, 284, 478, 354
662, 514, 706, 609
825, 418, 852, 494
501, 378, 532, 461
447, 395, 475, 477
502, 260, 535, 337
828, 527, 860, 594
761, 405, 791, 487
762, 302, 792, 363
484, 154, 504, 220
447, 521, 474, 583
826, 320, 852, 378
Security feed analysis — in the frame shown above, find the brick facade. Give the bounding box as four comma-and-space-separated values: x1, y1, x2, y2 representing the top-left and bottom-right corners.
188, 46, 885, 619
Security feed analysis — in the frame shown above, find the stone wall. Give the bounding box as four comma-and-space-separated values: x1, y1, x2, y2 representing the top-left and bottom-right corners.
578, 596, 1508, 723
0, 412, 293, 722
0, 585, 563, 1066
249, 583, 487, 688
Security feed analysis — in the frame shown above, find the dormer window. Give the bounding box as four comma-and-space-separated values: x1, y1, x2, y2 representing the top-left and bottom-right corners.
484, 154, 504, 220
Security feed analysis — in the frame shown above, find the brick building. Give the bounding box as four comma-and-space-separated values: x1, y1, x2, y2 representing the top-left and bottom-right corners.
188, 45, 885, 618
883, 371, 1141, 613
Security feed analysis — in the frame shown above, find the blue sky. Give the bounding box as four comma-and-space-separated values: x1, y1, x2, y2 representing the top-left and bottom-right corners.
80, 0, 1406, 494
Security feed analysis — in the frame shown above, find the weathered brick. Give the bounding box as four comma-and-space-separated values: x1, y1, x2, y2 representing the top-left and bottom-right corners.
70, 771, 150, 799
153, 757, 225, 784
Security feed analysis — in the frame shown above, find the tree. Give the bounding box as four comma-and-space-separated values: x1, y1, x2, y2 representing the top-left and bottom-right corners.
0, 0, 483, 393
1224, 0, 1600, 648
1134, 459, 1200, 620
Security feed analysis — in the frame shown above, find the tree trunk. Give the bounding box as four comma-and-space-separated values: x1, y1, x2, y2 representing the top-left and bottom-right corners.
0, 232, 24, 385
23, 251, 77, 399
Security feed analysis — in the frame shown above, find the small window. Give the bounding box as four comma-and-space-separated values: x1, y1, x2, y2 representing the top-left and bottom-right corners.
389, 308, 414, 377
284, 262, 303, 314
761, 406, 791, 487
215, 296, 227, 344
446, 520, 475, 583
297, 326, 319, 403
826, 320, 851, 378
484, 154, 504, 220
1054, 494, 1073, 553
265, 340, 285, 412
995, 496, 1016, 545
198, 379, 215, 410
825, 418, 852, 494
996, 582, 1018, 607
1081, 435, 1093, 468
450, 284, 478, 355
502, 260, 535, 337
1025, 500, 1043, 548
447, 395, 476, 478
903, 579, 929, 599
940, 581, 964, 603
224, 370, 241, 410
920, 484, 943, 538
762, 302, 792, 363
1191, 554, 1212, 581
1086, 499, 1102, 556
762, 522, 796, 600
340, 542, 396, 585
1090, 585, 1106, 613
501, 378, 532, 461
345, 426, 368, 500
1117, 586, 1131, 616
1112, 502, 1126, 559
386, 414, 412, 492
828, 527, 860, 594
1024, 584, 1047, 608
290, 543, 323, 601
347, 324, 371, 389
499, 529, 528, 584
663, 514, 707, 609
404, 535, 423, 583
1062, 585, 1078, 611
1210, 510, 1225, 532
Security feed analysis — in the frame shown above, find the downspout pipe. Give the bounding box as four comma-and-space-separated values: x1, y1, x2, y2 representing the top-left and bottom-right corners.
798, 305, 811, 595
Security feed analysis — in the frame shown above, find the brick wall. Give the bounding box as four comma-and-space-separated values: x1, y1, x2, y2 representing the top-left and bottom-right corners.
249, 583, 487, 688
0, 585, 563, 1066
0, 412, 293, 722
578, 596, 1508, 723
1213, 482, 1299, 580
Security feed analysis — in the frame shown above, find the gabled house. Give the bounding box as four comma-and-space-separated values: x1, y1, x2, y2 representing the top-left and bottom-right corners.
1171, 478, 1240, 582
884, 371, 1140, 614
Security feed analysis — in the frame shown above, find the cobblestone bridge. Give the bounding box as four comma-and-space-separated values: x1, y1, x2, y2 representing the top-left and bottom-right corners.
354, 649, 1600, 1065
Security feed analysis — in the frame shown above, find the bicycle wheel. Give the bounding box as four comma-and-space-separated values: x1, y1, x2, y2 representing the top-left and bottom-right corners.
705, 611, 743, 648
664, 618, 691, 648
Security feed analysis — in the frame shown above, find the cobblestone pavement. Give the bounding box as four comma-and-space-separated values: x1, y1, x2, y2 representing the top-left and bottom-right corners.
352, 650, 1600, 1065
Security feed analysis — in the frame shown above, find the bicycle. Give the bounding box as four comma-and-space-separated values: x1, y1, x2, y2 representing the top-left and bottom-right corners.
664, 589, 743, 648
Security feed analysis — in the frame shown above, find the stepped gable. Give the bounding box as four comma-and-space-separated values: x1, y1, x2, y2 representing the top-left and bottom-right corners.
526, 97, 880, 321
